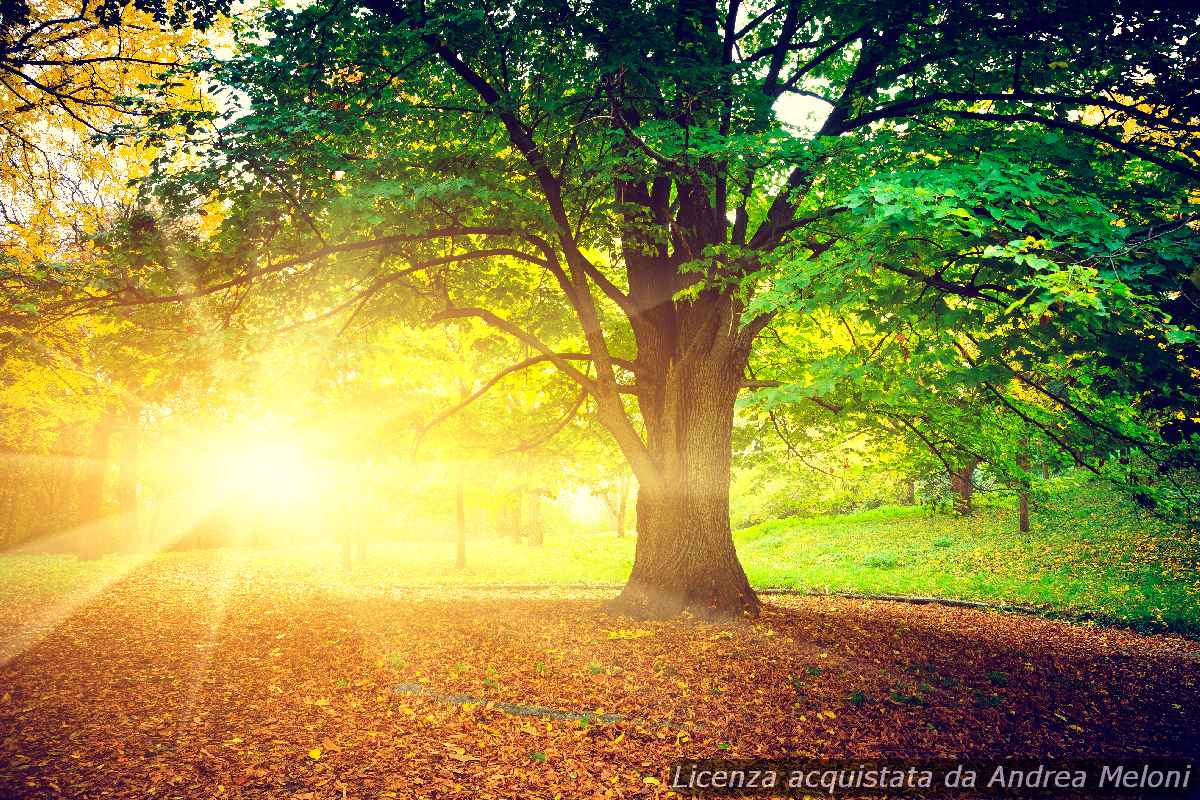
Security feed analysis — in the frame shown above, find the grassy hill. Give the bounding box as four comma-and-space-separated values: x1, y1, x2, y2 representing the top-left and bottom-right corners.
735, 480, 1199, 632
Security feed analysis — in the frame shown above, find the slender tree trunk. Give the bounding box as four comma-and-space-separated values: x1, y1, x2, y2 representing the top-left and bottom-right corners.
526, 492, 543, 546
613, 353, 757, 618
0, 449, 17, 548
615, 474, 628, 538
53, 425, 83, 540
1041, 462, 1050, 480
949, 458, 978, 516
1119, 451, 1137, 485
117, 409, 141, 549
455, 467, 466, 568
509, 488, 524, 543
78, 412, 116, 559
1017, 446, 1030, 533
903, 478, 916, 506
453, 382, 468, 568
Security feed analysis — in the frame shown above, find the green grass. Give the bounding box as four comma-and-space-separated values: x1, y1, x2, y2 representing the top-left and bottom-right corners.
1, 481, 1196, 632
735, 481, 1200, 632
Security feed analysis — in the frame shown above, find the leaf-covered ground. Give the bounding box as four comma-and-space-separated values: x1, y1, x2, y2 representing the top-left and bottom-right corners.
1, 553, 1197, 799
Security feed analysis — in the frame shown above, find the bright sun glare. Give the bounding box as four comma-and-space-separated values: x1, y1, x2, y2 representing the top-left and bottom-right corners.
207, 437, 321, 512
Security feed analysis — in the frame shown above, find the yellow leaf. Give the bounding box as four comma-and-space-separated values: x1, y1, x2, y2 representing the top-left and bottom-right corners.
308, 747, 322, 761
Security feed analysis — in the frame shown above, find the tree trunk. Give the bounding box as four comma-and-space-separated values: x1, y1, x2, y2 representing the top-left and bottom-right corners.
526, 492, 543, 546
615, 474, 628, 538
0, 447, 18, 547
509, 488, 524, 543
117, 410, 141, 549
453, 382, 468, 568
612, 355, 757, 619
949, 458, 978, 516
1017, 448, 1030, 533
455, 466, 467, 569
78, 412, 116, 559
52, 424, 84, 540
902, 478, 916, 506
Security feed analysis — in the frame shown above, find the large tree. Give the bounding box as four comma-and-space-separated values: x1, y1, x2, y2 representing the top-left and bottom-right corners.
62, 0, 1200, 615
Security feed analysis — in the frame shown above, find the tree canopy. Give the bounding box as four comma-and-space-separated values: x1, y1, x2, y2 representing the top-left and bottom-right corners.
4, 0, 1198, 615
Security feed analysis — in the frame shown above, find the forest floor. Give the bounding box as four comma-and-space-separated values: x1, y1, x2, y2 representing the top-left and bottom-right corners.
1, 551, 1198, 799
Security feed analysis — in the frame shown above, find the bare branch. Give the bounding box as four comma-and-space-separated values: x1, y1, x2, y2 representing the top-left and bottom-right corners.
504, 389, 589, 453
429, 306, 597, 392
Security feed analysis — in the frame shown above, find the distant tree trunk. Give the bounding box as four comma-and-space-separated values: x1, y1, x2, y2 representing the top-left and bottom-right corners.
49, 425, 84, 540
341, 526, 367, 569
1041, 462, 1050, 480
615, 474, 629, 538
1119, 451, 1137, 485
1017, 444, 1030, 533
902, 478, 916, 506
78, 411, 116, 559
453, 383, 468, 568
526, 492, 543, 546
0, 448, 17, 547
509, 488, 524, 543
599, 474, 631, 537
117, 409, 141, 549
455, 466, 467, 568
949, 458, 979, 516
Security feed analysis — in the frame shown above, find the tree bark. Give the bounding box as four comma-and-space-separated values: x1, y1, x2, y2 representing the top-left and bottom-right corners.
902, 478, 916, 506
949, 458, 978, 516
612, 347, 758, 619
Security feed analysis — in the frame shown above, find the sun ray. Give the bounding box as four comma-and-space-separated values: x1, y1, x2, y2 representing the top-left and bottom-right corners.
0, 484, 226, 667
175, 546, 242, 725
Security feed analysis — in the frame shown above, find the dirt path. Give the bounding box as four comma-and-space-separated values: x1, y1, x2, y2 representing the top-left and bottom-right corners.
1, 559, 1196, 798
